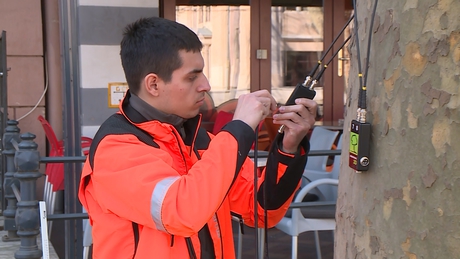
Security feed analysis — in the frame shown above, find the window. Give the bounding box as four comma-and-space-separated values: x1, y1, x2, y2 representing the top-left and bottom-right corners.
284, 51, 322, 87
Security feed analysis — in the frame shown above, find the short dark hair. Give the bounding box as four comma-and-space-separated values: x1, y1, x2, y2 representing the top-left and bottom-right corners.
120, 17, 203, 94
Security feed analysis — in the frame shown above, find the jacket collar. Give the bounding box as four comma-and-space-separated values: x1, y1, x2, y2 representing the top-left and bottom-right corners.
119, 90, 202, 143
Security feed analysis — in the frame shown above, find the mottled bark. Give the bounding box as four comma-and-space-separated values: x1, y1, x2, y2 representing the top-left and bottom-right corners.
336, 0, 460, 258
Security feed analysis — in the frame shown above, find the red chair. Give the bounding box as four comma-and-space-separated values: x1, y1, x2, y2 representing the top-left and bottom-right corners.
199, 92, 218, 132
212, 110, 234, 135
38, 115, 92, 192
212, 110, 270, 151
38, 114, 93, 236
81, 136, 92, 156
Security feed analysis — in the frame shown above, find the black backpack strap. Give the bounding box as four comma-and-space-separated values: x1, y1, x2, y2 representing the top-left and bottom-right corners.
88, 113, 159, 169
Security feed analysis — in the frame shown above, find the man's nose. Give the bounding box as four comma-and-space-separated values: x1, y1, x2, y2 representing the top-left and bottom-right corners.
199, 74, 211, 92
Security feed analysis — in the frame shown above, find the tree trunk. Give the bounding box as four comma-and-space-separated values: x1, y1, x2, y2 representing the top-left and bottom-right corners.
336, 1, 460, 258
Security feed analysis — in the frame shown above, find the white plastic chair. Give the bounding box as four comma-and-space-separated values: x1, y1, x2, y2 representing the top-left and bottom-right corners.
42, 175, 56, 238
302, 127, 339, 200
305, 127, 340, 173
276, 179, 338, 259
82, 210, 92, 259
232, 217, 265, 259
276, 135, 342, 259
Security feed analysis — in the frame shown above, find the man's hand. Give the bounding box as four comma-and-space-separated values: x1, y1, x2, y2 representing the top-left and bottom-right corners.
272, 98, 318, 153
232, 90, 277, 131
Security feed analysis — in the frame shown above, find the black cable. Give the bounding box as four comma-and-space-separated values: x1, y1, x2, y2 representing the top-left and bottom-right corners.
312, 35, 352, 82
325, 35, 352, 67
354, 0, 379, 110
263, 162, 269, 259
352, 0, 365, 109
361, 0, 379, 110
253, 126, 259, 259
253, 126, 270, 259
307, 14, 355, 82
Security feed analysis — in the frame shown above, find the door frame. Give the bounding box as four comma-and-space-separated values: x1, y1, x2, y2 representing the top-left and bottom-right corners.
323, 0, 348, 122
160, 0, 349, 121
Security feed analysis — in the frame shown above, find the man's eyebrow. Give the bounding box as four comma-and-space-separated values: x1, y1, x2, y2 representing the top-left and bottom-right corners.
188, 69, 203, 74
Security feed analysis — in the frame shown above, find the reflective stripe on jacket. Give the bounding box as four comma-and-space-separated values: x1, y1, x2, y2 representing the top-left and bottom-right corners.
78, 95, 310, 259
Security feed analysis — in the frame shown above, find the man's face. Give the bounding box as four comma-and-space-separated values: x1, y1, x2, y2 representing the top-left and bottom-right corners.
158, 50, 211, 119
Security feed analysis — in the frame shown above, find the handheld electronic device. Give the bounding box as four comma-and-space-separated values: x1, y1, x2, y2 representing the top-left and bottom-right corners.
348, 119, 371, 171
277, 83, 316, 133
285, 83, 317, 106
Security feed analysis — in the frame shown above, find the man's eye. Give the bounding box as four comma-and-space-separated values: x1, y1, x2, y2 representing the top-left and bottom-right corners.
189, 75, 197, 81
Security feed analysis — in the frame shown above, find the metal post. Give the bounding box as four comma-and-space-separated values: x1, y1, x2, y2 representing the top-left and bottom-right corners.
1, 30, 9, 213
0, 31, 7, 131
2, 120, 20, 241
60, 1, 84, 257
14, 132, 42, 259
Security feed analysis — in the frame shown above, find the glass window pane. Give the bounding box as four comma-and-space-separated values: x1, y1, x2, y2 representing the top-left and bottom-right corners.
177, 5, 251, 106
271, 6, 324, 115
176, 5, 250, 132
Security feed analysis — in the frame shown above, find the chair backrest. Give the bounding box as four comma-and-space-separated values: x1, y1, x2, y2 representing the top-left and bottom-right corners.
306, 134, 342, 201
212, 111, 234, 134
38, 115, 63, 155
301, 127, 339, 201
200, 92, 218, 132
330, 134, 343, 199
212, 110, 268, 150
38, 115, 65, 191
38, 115, 93, 156
263, 117, 279, 145
38, 115, 93, 191
330, 134, 343, 181
216, 98, 238, 114
199, 91, 216, 121
81, 136, 92, 156
305, 127, 339, 171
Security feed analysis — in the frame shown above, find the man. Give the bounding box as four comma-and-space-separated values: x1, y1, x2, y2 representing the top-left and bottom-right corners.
79, 16, 318, 259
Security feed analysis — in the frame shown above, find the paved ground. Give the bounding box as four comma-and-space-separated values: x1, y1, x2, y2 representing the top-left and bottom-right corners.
0, 215, 59, 259
235, 223, 334, 259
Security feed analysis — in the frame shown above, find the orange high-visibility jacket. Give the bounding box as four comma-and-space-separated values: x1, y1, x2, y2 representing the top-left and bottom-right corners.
78, 93, 309, 259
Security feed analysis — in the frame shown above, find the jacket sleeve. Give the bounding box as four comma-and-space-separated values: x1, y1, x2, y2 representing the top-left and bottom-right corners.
227, 133, 310, 228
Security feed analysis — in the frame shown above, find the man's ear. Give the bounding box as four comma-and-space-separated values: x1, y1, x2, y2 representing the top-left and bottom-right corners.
144, 73, 161, 97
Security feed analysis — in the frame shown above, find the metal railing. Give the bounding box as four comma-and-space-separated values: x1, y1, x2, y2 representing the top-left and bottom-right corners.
2, 120, 20, 242
1, 119, 88, 258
